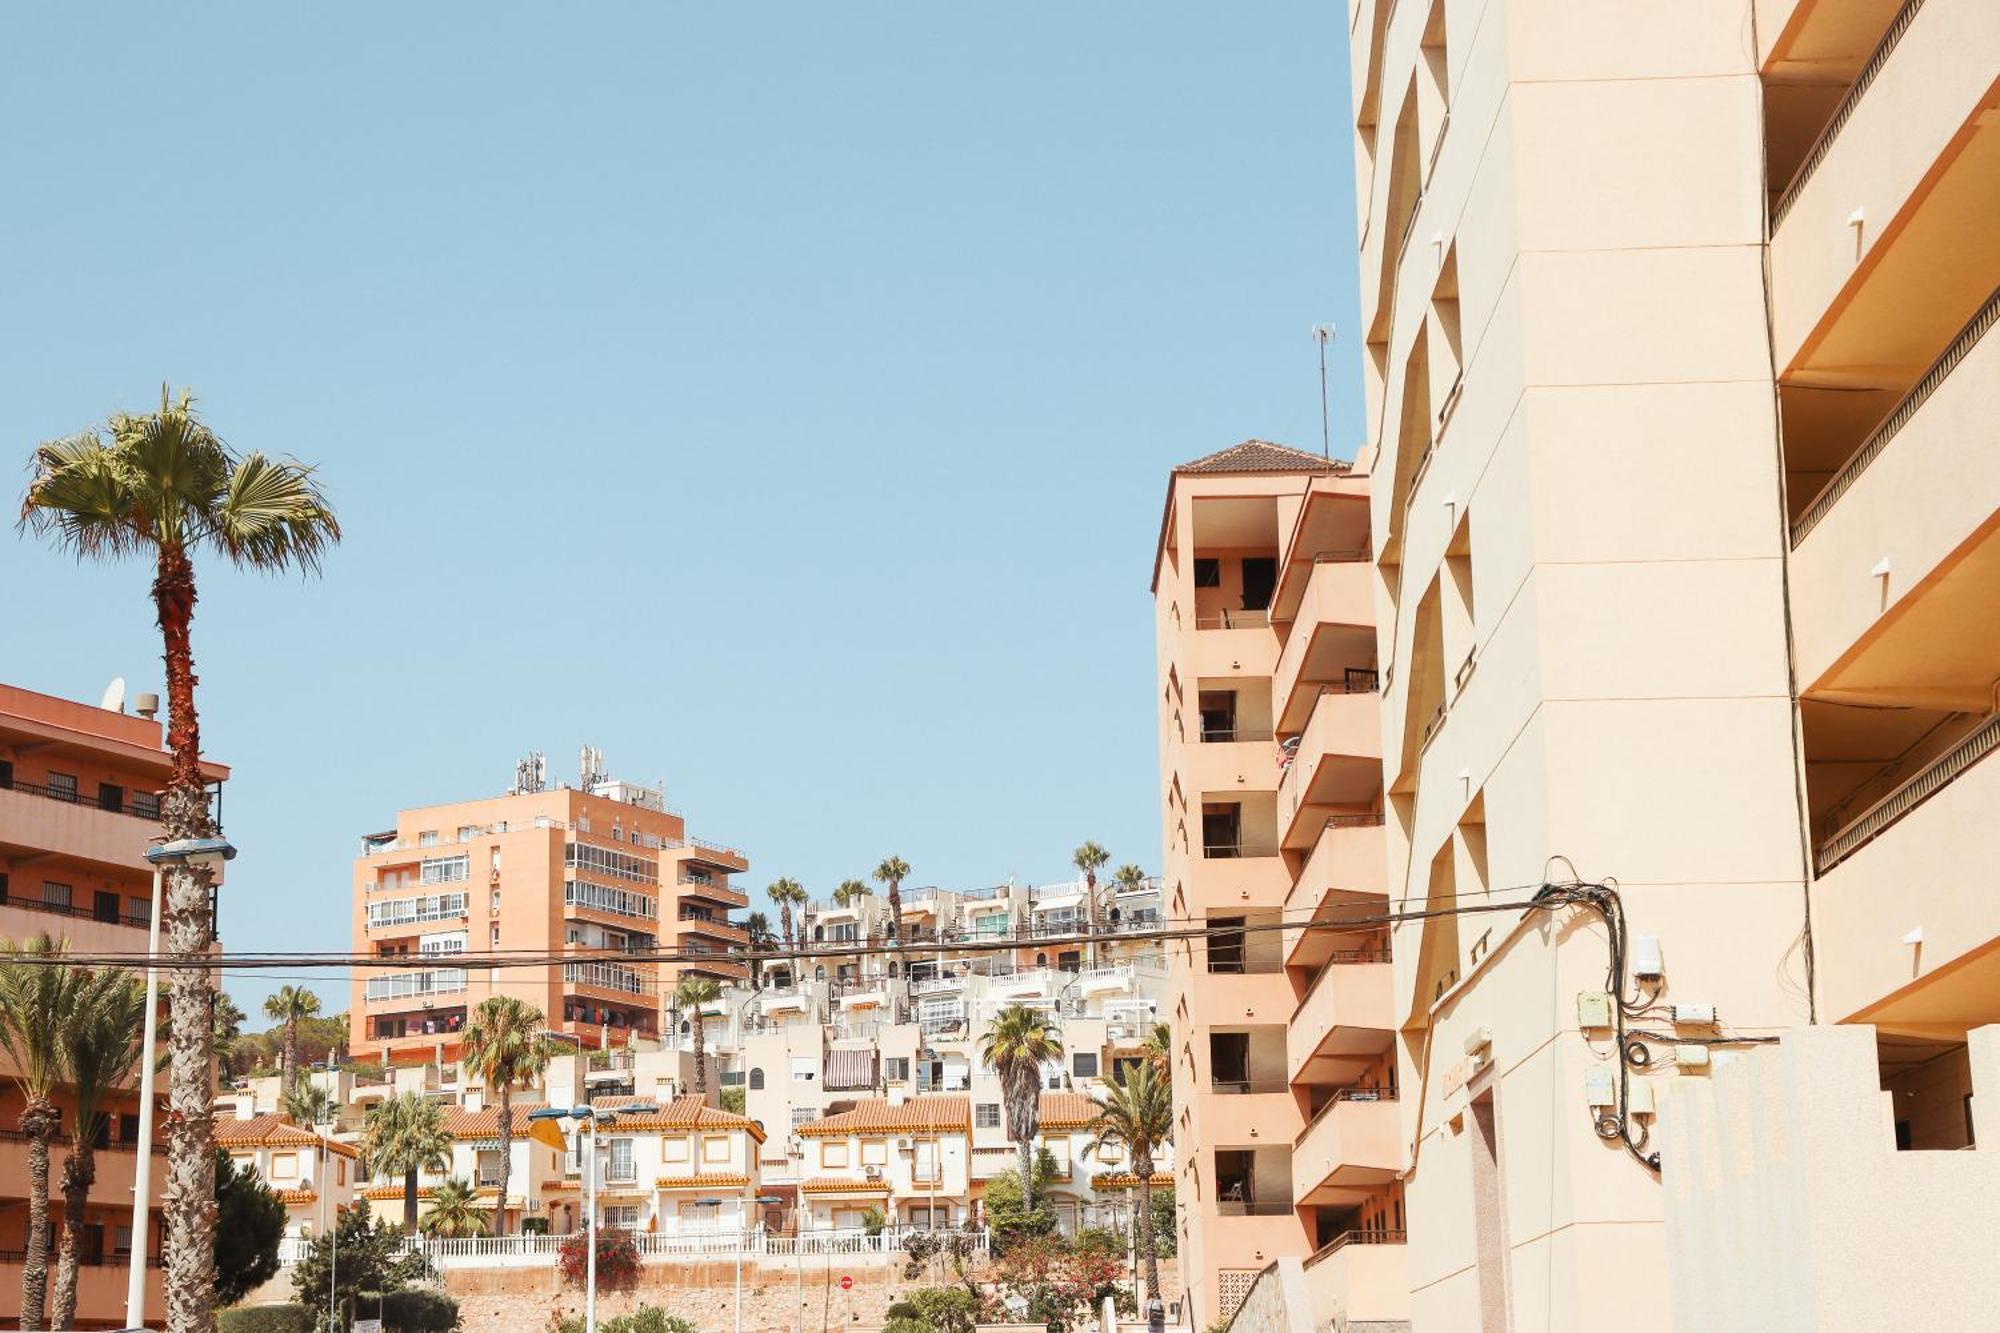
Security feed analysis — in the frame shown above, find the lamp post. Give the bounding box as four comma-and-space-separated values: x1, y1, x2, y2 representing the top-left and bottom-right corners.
531, 1103, 651, 1333
787, 1135, 806, 1333
319, 1101, 340, 1333
708, 1193, 785, 1333
128, 835, 236, 1331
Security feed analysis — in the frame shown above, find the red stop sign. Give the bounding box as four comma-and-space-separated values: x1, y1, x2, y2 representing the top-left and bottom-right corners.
839, 1276, 853, 1292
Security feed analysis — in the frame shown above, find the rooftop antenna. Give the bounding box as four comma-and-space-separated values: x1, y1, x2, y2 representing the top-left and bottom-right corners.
579, 745, 605, 791
512, 751, 547, 795
99, 676, 126, 713
1312, 324, 1336, 460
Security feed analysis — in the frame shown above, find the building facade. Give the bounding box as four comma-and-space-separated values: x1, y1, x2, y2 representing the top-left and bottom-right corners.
1151, 441, 1402, 1328
214, 1113, 360, 1243
348, 753, 748, 1064
0, 682, 229, 1329
1335, 0, 2000, 1327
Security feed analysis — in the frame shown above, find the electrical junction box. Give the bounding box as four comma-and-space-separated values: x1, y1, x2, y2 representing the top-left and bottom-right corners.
1673, 1003, 1718, 1026
1627, 1077, 1656, 1115
1584, 1067, 1615, 1107
1674, 1044, 1711, 1070
1576, 991, 1613, 1030
1632, 935, 1665, 980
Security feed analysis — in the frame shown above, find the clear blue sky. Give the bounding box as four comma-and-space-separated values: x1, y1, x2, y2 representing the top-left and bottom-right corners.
0, 5, 1362, 1022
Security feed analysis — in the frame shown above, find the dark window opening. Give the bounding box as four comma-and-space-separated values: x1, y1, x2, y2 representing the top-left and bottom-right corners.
1199, 691, 1238, 742
1240, 557, 1278, 611
1210, 1032, 1250, 1088
98, 782, 124, 814
1193, 558, 1221, 588
1208, 917, 1246, 974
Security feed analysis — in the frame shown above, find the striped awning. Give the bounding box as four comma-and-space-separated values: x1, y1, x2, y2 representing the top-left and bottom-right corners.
825, 1048, 876, 1089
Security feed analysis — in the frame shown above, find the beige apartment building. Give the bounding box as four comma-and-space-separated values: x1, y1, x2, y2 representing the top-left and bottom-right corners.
349, 753, 748, 1064
1308, 0, 1999, 1328
1152, 442, 1404, 1328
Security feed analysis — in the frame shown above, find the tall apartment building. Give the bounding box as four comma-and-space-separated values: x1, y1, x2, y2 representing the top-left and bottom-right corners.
1334, 0, 1999, 1327
1151, 442, 1402, 1328
349, 753, 748, 1064
0, 681, 230, 1328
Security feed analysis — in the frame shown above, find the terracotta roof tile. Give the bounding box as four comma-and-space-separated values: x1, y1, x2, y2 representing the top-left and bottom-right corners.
1036, 1093, 1101, 1131
799, 1176, 893, 1194
444, 1096, 767, 1143
655, 1173, 752, 1190
795, 1096, 971, 1138
1175, 440, 1345, 476
1091, 1171, 1174, 1189
212, 1113, 359, 1159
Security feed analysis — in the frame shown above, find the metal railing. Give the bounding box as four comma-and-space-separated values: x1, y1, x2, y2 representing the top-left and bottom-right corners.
1816, 713, 2000, 874
1210, 1078, 1290, 1095
0, 892, 150, 929
664, 835, 746, 861
1771, 0, 1926, 228
1195, 610, 1272, 630
365, 969, 468, 1002
1215, 1199, 1294, 1217
1792, 285, 2000, 545
0, 773, 210, 824
1305, 1229, 1408, 1268
1325, 812, 1387, 832
1200, 726, 1275, 743
1201, 842, 1280, 859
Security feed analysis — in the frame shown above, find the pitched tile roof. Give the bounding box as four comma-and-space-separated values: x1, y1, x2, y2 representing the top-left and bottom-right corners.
439, 1106, 540, 1139
1036, 1093, 1102, 1132
655, 1173, 752, 1190
1090, 1171, 1174, 1189
795, 1096, 972, 1138
212, 1113, 359, 1159
799, 1176, 893, 1194
594, 1095, 768, 1143
1175, 440, 1346, 476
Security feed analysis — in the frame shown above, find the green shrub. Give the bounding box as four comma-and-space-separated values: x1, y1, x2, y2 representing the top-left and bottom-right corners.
861, 1205, 886, 1237
882, 1319, 928, 1333
884, 1301, 920, 1320
380, 1288, 460, 1332
549, 1309, 696, 1333
220, 1306, 315, 1333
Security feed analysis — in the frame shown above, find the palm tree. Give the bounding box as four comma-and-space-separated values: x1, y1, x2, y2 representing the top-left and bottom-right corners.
873, 856, 911, 951
1141, 1022, 1173, 1076
979, 1004, 1063, 1207
0, 935, 89, 1331
1072, 842, 1110, 967
419, 1178, 490, 1238
459, 997, 554, 1237
767, 878, 807, 964
673, 976, 723, 1096
832, 879, 869, 908
364, 1092, 451, 1233
1086, 1060, 1173, 1301
52, 968, 147, 1331
282, 1081, 339, 1128
744, 912, 775, 988
21, 390, 340, 1333
1111, 863, 1149, 896
262, 985, 321, 1094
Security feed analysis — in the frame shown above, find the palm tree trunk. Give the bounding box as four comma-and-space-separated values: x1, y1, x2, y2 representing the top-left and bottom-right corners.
1135, 1151, 1160, 1304
154, 545, 220, 1333
18, 1099, 56, 1332
1083, 873, 1098, 970
284, 1019, 299, 1093
1016, 1133, 1034, 1212
888, 885, 904, 951
404, 1166, 420, 1233
693, 1011, 708, 1095
495, 1082, 514, 1238
51, 1143, 95, 1331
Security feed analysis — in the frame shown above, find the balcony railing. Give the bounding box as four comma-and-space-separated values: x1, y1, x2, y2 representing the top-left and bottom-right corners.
1215, 1199, 1294, 1217
365, 969, 468, 1002
565, 962, 647, 996
1201, 842, 1280, 860
1200, 726, 1275, 743
1296, 1086, 1397, 1143
1816, 712, 2000, 874
1305, 1229, 1408, 1267
0, 773, 221, 824
0, 891, 149, 930
1196, 610, 1271, 630
1210, 1078, 1290, 1095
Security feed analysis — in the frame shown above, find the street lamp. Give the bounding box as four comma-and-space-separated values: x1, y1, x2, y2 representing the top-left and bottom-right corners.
705, 1193, 785, 1333
530, 1103, 649, 1333
128, 835, 236, 1330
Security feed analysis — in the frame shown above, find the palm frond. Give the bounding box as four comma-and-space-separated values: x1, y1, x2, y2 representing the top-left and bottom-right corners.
108, 389, 234, 550
210, 452, 342, 575
17, 434, 147, 560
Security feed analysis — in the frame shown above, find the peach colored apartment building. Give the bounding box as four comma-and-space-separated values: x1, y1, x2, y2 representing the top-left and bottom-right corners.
1313, 0, 2000, 1327
349, 754, 747, 1065
0, 682, 229, 1329
1152, 441, 1404, 1329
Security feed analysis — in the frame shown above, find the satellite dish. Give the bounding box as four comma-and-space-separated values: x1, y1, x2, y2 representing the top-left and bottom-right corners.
100, 676, 126, 713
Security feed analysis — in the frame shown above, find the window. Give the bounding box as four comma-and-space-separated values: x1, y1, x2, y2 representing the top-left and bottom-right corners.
1074, 1053, 1099, 1079
564, 842, 659, 884
477, 1150, 503, 1186
607, 1139, 635, 1183
913, 1139, 939, 1183
884, 1057, 909, 1083
127, 897, 149, 924
132, 791, 160, 820
861, 1139, 888, 1166
420, 855, 470, 884
42, 882, 73, 910
364, 893, 468, 928
47, 772, 78, 802
975, 1104, 1001, 1130
98, 782, 124, 813
791, 1057, 816, 1083
749, 1068, 765, 1090
1240, 557, 1277, 611
418, 830, 439, 847
337, 1159, 346, 1186
663, 1136, 690, 1163
703, 1135, 732, 1164
1193, 558, 1221, 588
604, 1205, 641, 1231
456, 825, 479, 842
821, 1142, 850, 1168
490, 924, 501, 947
563, 880, 657, 920
271, 1153, 297, 1178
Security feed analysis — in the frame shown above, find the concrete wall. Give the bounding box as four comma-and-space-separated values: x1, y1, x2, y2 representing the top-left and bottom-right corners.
1661, 1024, 2000, 1331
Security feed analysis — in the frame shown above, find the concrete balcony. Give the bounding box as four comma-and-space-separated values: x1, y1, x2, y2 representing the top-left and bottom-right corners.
1200, 970, 1299, 1032
1188, 622, 1279, 682
1293, 1094, 1400, 1207
0, 1132, 161, 1206
1283, 818, 1389, 968
675, 878, 750, 909
1186, 735, 1280, 800
1195, 1088, 1303, 1148
1277, 692, 1384, 850
0, 783, 156, 874
1790, 292, 2000, 688
1770, 0, 1999, 368
1288, 960, 1395, 1087
1186, 846, 1291, 911
1271, 558, 1376, 733
1811, 717, 2000, 1024
1302, 1230, 1411, 1326
0, 1255, 162, 1327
